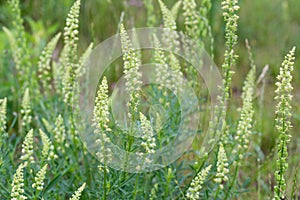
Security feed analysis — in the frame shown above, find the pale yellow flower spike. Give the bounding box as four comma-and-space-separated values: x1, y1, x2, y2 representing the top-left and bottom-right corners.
20, 129, 35, 165
11, 163, 27, 200
69, 183, 86, 200
32, 164, 48, 191
273, 47, 296, 200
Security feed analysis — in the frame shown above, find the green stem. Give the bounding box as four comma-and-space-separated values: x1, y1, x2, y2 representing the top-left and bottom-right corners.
103, 165, 107, 200
133, 174, 139, 200
224, 164, 239, 200
214, 186, 221, 200
121, 118, 134, 182
257, 159, 261, 200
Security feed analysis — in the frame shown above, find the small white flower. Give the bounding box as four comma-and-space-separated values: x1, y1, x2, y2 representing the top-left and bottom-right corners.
39, 129, 57, 161
120, 24, 142, 121
38, 33, 61, 92
69, 183, 86, 200
53, 115, 68, 152
140, 112, 156, 155
186, 165, 212, 199
32, 164, 48, 191
273, 47, 296, 200
0, 98, 7, 135
11, 163, 27, 200
20, 129, 35, 165
21, 88, 32, 129
214, 143, 229, 188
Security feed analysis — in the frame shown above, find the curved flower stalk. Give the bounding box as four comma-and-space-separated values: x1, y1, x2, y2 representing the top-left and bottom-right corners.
53, 115, 68, 153
273, 47, 296, 200
11, 163, 27, 200
0, 98, 7, 137
62, 65, 76, 107
182, 0, 214, 90
64, 0, 81, 62
234, 45, 256, 160
6, 0, 31, 90
200, 0, 214, 58
69, 183, 86, 200
39, 129, 57, 161
140, 112, 156, 155
92, 77, 111, 200
199, 0, 212, 38
182, 0, 212, 48
93, 77, 112, 163
153, 34, 184, 96
62, 0, 81, 107
120, 24, 142, 121
207, 0, 240, 145
32, 164, 48, 191
170, 1, 182, 20
158, 0, 180, 52
41, 118, 53, 134
214, 143, 229, 189
52, 61, 63, 95
20, 88, 32, 131
0, 98, 7, 164
186, 165, 212, 199
131, 27, 142, 66
153, 35, 172, 93
157, 0, 185, 99
182, 0, 200, 41
20, 129, 35, 165
76, 43, 94, 77
169, 53, 185, 94
53, 45, 69, 95
221, 0, 239, 101
93, 77, 111, 133
38, 33, 61, 93
158, 0, 176, 30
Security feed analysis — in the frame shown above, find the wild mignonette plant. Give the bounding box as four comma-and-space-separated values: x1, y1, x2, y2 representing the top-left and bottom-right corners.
20, 88, 32, 132
214, 143, 229, 190
62, 0, 81, 107
232, 40, 256, 161
139, 112, 156, 155
0, 0, 298, 199
158, 0, 180, 52
53, 114, 68, 153
69, 183, 86, 200
20, 129, 34, 165
273, 47, 296, 200
219, 0, 240, 113
93, 76, 112, 164
186, 164, 212, 199
0, 98, 7, 137
32, 164, 48, 191
38, 33, 61, 95
201, 0, 240, 150
10, 163, 27, 200
5, 0, 31, 91
120, 24, 142, 122
153, 35, 173, 92
39, 129, 57, 161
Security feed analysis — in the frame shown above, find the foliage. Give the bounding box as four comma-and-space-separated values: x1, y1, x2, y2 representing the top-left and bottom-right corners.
0, 0, 298, 199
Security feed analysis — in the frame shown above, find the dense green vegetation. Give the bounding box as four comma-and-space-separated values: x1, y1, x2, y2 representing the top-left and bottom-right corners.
0, 0, 299, 199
